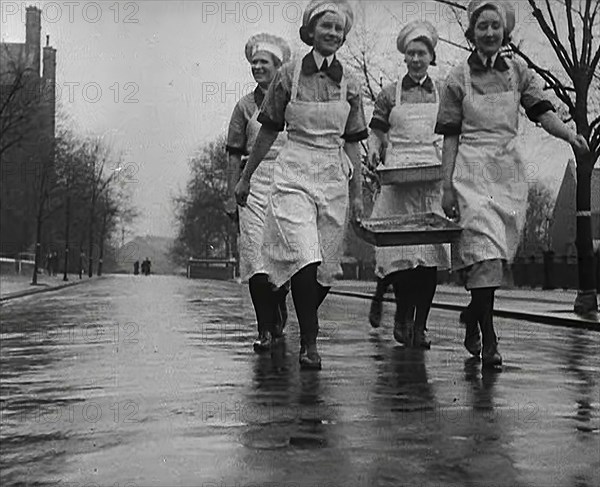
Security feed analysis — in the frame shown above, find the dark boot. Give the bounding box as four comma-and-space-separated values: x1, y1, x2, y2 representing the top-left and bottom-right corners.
393, 305, 414, 345
413, 320, 430, 349
369, 277, 388, 328
473, 288, 502, 369
249, 274, 276, 353
292, 264, 322, 370
272, 285, 289, 339
253, 332, 272, 353
369, 298, 383, 328
299, 340, 321, 370
392, 271, 414, 345
412, 267, 436, 349
461, 302, 482, 357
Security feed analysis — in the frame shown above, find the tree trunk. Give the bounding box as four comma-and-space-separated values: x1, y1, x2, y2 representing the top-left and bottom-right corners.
78, 243, 83, 279
97, 211, 107, 277
63, 194, 70, 281
31, 208, 43, 285
574, 153, 598, 315
87, 202, 95, 278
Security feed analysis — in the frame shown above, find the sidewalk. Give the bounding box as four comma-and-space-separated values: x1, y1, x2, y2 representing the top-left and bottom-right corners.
332, 280, 599, 329
0, 272, 88, 302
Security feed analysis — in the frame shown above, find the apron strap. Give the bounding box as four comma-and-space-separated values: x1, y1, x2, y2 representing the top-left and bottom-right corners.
339, 71, 347, 100
463, 60, 473, 102
506, 57, 519, 131
291, 59, 302, 101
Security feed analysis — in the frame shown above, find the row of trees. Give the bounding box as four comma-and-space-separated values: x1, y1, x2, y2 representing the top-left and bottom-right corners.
42, 128, 137, 281
1, 39, 137, 281
170, 135, 236, 265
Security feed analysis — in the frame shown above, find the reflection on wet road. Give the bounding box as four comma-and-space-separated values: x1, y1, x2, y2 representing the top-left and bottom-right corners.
1, 275, 598, 486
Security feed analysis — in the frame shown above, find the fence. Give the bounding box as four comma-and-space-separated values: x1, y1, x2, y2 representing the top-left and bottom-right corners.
187, 258, 237, 280
0, 256, 36, 276
342, 251, 600, 291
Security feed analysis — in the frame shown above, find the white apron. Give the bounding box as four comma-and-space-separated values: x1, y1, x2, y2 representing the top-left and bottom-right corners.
452, 59, 528, 270
261, 60, 353, 288
371, 79, 450, 278
238, 102, 286, 281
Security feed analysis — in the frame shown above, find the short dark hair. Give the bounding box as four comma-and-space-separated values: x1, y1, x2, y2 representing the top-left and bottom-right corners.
465, 5, 511, 46
410, 36, 437, 66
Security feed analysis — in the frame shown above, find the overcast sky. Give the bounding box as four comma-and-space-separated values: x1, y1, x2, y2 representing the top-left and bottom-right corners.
1, 0, 579, 238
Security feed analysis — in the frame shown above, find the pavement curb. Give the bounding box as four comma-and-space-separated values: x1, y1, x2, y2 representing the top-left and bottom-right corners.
0, 277, 98, 304
330, 290, 600, 331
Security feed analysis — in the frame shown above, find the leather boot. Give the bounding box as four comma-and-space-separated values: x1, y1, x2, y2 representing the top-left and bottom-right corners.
393, 306, 414, 345
253, 332, 272, 353
413, 321, 431, 349
369, 298, 383, 328
476, 290, 502, 369
461, 305, 482, 357
299, 340, 321, 370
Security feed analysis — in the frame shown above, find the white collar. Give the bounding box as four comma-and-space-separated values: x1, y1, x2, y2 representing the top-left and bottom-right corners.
407, 73, 428, 85
312, 50, 335, 70
476, 50, 499, 68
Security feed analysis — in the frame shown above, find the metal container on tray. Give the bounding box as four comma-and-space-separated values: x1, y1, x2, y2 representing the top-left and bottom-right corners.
352, 212, 462, 246
376, 162, 443, 185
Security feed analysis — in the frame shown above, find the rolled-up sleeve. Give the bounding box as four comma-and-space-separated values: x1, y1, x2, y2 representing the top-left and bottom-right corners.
257, 68, 291, 132
226, 102, 248, 155
343, 79, 368, 142
435, 70, 464, 135
516, 59, 555, 121
369, 84, 394, 133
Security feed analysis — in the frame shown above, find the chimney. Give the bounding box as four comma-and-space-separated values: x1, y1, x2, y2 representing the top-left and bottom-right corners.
43, 36, 56, 83
25, 6, 41, 76
42, 37, 56, 148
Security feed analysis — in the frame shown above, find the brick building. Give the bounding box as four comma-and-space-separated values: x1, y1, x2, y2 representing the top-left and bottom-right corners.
0, 6, 56, 257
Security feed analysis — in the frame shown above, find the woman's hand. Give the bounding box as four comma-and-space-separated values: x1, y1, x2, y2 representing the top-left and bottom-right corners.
350, 195, 364, 222
569, 133, 591, 159
224, 196, 238, 222
234, 176, 250, 207
442, 184, 460, 221
367, 145, 380, 171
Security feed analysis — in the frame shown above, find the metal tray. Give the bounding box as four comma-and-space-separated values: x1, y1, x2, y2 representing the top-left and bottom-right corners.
352, 212, 462, 246
376, 163, 443, 185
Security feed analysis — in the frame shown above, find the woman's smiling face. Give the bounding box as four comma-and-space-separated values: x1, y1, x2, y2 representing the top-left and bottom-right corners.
251, 51, 277, 88
473, 8, 505, 57
311, 11, 345, 57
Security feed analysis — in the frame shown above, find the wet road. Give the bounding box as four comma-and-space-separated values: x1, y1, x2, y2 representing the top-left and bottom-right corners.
0, 275, 598, 487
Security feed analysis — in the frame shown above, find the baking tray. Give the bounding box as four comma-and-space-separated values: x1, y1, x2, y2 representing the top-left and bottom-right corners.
352, 212, 462, 246
376, 163, 443, 185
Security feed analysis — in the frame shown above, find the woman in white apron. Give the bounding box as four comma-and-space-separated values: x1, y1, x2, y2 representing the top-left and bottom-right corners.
225, 33, 291, 353
235, 0, 368, 370
436, 0, 590, 368
367, 21, 450, 348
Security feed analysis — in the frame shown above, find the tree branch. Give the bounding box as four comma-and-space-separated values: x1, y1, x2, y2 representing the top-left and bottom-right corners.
528, 0, 574, 73
510, 43, 576, 112
564, 0, 580, 68
432, 0, 465, 10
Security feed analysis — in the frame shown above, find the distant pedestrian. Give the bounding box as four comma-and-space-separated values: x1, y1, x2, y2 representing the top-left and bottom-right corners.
51, 251, 58, 276
142, 258, 151, 276
45, 251, 52, 275
133, 260, 140, 275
